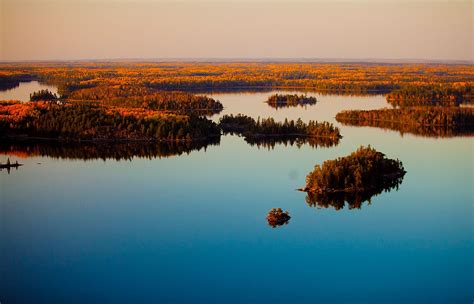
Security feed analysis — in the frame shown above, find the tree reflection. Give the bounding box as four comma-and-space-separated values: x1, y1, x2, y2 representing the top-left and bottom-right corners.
303, 172, 404, 210
338, 119, 474, 138
0, 138, 220, 161
245, 135, 339, 149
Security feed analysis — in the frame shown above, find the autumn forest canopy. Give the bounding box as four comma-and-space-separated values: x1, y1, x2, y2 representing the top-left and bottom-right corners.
0, 61, 472, 97
0, 62, 473, 146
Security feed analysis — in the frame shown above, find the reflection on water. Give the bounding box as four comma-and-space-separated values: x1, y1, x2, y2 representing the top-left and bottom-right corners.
337, 119, 474, 138
1, 90, 473, 303
0, 136, 340, 162
0, 81, 59, 102
0, 136, 338, 161
209, 90, 391, 126
0, 138, 220, 161
0, 159, 23, 174
304, 172, 405, 211
245, 135, 339, 149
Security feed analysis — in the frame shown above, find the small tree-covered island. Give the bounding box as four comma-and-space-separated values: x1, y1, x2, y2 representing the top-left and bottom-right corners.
301, 146, 406, 210
302, 146, 406, 195
266, 94, 317, 108
266, 208, 291, 228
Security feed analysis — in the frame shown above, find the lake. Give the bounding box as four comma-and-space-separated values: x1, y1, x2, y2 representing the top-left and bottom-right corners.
0, 81, 59, 102
1, 91, 473, 303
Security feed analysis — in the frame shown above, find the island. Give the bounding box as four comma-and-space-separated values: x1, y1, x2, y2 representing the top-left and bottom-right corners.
301, 146, 405, 209
219, 114, 341, 142
266, 208, 291, 227
266, 94, 317, 108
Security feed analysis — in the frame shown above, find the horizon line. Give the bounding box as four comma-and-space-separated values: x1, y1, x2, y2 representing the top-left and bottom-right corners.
1, 57, 473, 65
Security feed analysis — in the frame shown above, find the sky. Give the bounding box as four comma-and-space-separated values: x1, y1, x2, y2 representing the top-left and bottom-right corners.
0, 0, 472, 61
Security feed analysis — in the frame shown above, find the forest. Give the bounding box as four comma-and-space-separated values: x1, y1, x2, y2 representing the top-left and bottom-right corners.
266, 93, 317, 108
303, 146, 406, 194
386, 84, 472, 107
0, 74, 34, 90
67, 86, 223, 114
0, 101, 221, 141
30, 89, 58, 101
335, 107, 474, 137
219, 114, 341, 140
0, 62, 473, 99
1, 62, 473, 143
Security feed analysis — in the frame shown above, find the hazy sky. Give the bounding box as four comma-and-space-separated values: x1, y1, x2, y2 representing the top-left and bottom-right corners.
1, 0, 472, 61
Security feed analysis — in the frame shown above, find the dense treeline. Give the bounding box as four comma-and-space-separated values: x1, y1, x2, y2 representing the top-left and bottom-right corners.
0, 102, 220, 141
2, 62, 472, 97
0, 74, 34, 90
67, 86, 223, 114
304, 146, 405, 193
335, 107, 474, 137
219, 114, 341, 140
387, 85, 473, 107
30, 89, 58, 101
266, 94, 317, 108
0, 139, 219, 161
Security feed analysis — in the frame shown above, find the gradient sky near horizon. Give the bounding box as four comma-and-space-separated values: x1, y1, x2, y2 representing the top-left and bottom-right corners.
0, 0, 472, 61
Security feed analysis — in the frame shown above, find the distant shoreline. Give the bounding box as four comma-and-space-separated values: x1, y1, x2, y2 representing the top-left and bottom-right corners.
1, 58, 472, 65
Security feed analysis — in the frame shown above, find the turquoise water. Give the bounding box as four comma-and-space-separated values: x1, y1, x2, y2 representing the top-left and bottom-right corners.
1, 91, 473, 303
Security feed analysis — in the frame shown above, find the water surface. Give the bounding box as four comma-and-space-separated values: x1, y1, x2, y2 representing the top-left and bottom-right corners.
1, 91, 472, 303
0, 81, 59, 102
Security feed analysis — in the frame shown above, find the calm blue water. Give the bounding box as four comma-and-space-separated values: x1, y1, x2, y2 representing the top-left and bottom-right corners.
1, 91, 473, 303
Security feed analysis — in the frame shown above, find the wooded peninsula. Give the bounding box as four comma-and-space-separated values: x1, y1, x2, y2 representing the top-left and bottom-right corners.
336, 107, 474, 137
